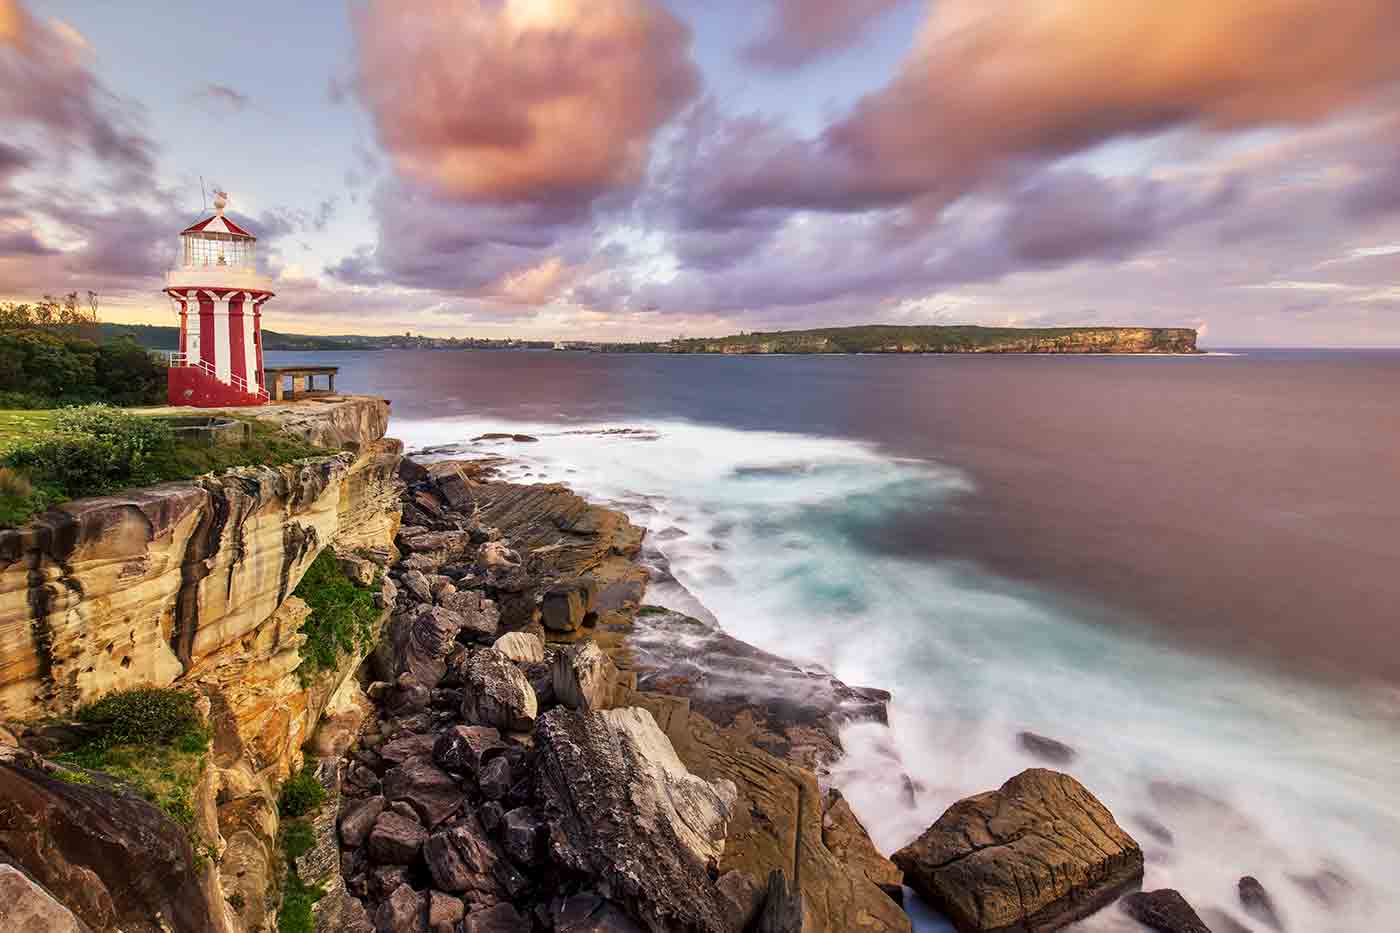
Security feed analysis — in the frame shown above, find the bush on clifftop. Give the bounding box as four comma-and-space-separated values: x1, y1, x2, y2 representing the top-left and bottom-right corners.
292, 549, 381, 681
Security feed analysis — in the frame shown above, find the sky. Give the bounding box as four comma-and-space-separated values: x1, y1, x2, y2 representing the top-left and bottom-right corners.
2, 0, 1399, 346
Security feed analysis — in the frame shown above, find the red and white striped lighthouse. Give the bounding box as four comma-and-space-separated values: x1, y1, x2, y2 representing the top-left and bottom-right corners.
164, 191, 272, 406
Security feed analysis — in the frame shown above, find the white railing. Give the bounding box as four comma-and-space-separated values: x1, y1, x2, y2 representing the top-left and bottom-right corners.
167, 352, 270, 399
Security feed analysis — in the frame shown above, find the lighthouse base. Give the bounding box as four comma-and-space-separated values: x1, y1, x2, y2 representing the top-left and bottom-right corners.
168, 367, 267, 408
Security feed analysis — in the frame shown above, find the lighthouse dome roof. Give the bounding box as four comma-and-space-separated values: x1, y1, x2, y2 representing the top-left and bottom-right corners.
181, 212, 255, 239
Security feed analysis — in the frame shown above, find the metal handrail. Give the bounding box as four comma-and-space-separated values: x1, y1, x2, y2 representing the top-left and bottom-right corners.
167, 351, 270, 399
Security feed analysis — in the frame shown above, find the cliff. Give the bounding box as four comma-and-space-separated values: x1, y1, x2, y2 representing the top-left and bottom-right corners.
669, 324, 1199, 354
0, 395, 403, 933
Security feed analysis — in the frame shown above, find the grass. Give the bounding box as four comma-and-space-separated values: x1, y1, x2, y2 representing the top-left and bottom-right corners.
278, 763, 327, 819
53, 688, 210, 830
0, 409, 57, 455
0, 406, 329, 529
291, 549, 381, 683
277, 768, 328, 933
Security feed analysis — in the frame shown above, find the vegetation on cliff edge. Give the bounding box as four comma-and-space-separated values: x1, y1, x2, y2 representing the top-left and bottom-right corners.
0, 404, 327, 529
292, 549, 382, 683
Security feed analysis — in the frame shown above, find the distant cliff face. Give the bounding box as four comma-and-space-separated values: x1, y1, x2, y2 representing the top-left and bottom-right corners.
679, 325, 1199, 354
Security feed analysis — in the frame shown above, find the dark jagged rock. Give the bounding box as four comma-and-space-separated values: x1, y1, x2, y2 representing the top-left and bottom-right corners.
1017, 730, 1077, 764
463, 901, 532, 932
375, 883, 425, 933
552, 894, 646, 933
1121, 889, 1212, 933
501, 807, 546, 867
892, 768, 1143, 933
402, 569, 433, 604
0, 764, 218, 933
367, 865, 412, 900
434, 724, 506, 774
479, 801, 505, 835
383, 757, 465, 828
368, 811, 429, 864
535, 707, 737, 933
541, 578, 597, 632
440, 590, 502, 642
479, 756, 512, 801
428, 891, 466, 933
461, 649, 538, 732
1238, 876, 1283, 930
715, 870, 763, 932
381, 604, 465, 688
380, 733, 439, 764
0, 864, 90, 932
750, 870, 805, 933
341, 795, 387, 847
422, 814, 527, 907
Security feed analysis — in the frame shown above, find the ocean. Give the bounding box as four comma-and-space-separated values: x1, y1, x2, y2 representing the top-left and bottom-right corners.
269, 347, 1400, 931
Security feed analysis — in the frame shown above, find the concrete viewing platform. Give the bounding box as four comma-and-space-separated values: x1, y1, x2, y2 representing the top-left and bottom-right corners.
262, 365, 339, 400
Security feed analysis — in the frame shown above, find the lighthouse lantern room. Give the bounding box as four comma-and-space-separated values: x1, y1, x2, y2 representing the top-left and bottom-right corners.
164, 191, 273, 406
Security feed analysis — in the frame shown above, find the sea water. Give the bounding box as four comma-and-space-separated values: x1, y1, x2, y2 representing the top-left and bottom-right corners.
394, 414, 1400, 932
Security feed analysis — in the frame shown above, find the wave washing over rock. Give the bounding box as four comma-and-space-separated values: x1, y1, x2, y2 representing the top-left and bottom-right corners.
396, 416, 1400, 933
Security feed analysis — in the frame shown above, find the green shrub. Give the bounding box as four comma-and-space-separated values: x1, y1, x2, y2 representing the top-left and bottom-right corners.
75, 687, 201, 748
278, 871, 324, 933
281, 820, 317, 861
292, 549, 381, 680
278, 765, 327, 819
0, 328, 164, 407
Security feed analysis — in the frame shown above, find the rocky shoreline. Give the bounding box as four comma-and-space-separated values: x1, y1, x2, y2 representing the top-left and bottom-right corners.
324, 454, 1258, 933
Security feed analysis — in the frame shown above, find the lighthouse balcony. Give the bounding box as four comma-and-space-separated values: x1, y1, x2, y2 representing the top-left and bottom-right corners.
166, 265, 272, 293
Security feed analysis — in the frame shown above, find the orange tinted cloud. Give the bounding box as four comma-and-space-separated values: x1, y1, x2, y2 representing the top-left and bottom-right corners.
352, 0, 699, 206
835, 0, 1400, 197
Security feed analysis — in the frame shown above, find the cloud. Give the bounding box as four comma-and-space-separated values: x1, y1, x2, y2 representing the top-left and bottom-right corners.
350, 0, 700, 208
0, 0, 154, 180
194, 82, 249, 111
743, 0, 908, 69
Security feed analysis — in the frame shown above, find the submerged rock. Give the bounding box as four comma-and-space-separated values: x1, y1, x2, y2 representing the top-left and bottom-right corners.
1017, 730, 1077, 764
1238, 876, 1284, 930
892, 768, 1143, 932
1120, 889, 1212, 933
535, 707, 737, 933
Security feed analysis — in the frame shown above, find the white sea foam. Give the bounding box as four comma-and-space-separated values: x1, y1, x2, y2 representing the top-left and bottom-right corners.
395, 415, 1400, 932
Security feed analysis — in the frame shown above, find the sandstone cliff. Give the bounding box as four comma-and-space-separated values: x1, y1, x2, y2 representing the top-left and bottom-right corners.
0, 395, 403, 933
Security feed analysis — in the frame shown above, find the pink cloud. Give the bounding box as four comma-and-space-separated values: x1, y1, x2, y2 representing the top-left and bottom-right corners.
351, 0, 699, 207
743, 0, 908, 69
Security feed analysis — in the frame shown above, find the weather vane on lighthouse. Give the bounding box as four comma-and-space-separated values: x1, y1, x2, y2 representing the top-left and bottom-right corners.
164, 188, 274, 406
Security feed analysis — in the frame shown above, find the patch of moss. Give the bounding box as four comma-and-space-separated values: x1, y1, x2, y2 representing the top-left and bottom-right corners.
276, 769, 329, 933
292, 549, 381, 682
277, 871, 325, 933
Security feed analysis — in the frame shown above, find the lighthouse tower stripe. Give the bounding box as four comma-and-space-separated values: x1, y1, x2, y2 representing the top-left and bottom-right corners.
252, 296, 267, 390
241, 293, 258, 389
196, 290, 213, 369
213, 291, 232, 382
228, 292, 247, 390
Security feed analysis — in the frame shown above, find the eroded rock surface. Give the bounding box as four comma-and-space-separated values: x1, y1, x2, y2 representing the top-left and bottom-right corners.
892, 768, 1143, 933
1121, 889, 1212, 933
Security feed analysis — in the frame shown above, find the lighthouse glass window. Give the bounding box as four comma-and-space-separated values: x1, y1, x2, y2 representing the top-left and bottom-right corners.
183, 234, 253, 268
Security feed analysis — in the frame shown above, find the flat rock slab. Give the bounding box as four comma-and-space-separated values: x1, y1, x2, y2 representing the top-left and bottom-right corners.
892, 768, 1143, 933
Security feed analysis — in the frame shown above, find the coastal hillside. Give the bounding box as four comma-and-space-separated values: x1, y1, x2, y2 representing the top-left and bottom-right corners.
663, 324, 1199, 354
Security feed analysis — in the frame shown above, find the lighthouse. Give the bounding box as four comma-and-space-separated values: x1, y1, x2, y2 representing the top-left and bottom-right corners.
164, 191, 272, 406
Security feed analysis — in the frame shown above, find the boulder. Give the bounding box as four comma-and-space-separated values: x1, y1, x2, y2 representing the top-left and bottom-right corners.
427, 891, 466, 933
535, 707, 738, 933
892, 768, 1143, 933
541, 578, 596, 632
422, 814, 527, 906
1239, 876, 1284, 930
463, 902, 532, 933
441, 590, 502, 642
0, 763, 219, 933
551, 894, 645, 933
462, 649, 538, 732
402, 570, 433, 604
821, 789, 902, 889
340, 795, 387, 847
368, 811, 429, 865
552, 639, 624, 713
479, 756, 512, 801
382, 757, 466, 828
715, 870, 763, 931
382, 604, 466, 688
375, 883, 425, 933
501, 807, 546, 867
434, 725, 507, 774
0, 865, 90, 933
379, 734, 439, 764
1017, 731, 1077, 765
1120, 890, 1211, 933
493, 631, 545, 664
